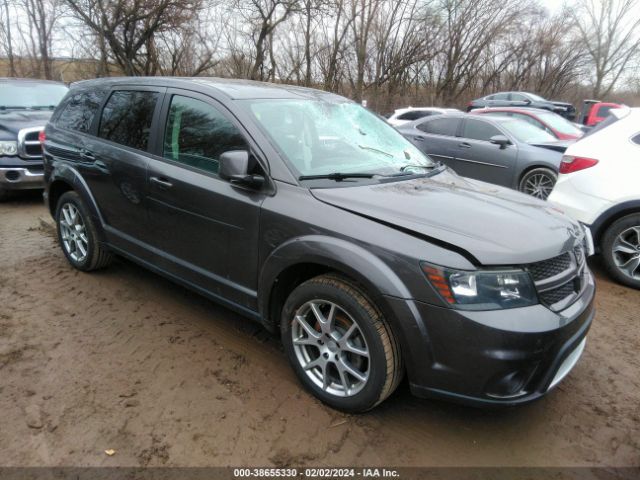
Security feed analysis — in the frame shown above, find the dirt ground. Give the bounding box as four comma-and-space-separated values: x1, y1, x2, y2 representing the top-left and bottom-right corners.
0, 193, 639, 469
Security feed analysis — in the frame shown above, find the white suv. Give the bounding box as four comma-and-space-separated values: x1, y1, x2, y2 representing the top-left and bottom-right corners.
549, 107, 640, 289
386, 107, 460, 126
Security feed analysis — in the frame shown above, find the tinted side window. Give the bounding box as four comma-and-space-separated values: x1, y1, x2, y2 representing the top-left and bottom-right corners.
398, 111, 431, 121
98, 90, 159, 151
163, 95, 248, 175
417, 117, 460, 136
56, 91, 105, 133
462, 119, 502, 141
510, 93, 527, 101
493, 93, 509, 100
632, 133, 640, 145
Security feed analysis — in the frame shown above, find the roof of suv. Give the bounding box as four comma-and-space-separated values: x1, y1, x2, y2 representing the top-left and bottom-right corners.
71, 76, 345, 101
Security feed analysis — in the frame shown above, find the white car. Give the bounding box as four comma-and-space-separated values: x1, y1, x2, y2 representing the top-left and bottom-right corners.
549, 107, 640, 288
386, 107, 460, 126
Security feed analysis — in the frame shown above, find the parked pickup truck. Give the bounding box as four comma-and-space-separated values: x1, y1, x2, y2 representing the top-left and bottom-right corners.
0, 78, 68, 200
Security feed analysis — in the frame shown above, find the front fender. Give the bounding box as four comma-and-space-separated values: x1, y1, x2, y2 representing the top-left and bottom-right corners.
259, 235, 433, 382
259, 235, 413, 316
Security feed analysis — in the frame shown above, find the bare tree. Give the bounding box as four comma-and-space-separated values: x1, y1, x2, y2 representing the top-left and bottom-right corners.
63, 0, 202, 75
573, 0, 640, 97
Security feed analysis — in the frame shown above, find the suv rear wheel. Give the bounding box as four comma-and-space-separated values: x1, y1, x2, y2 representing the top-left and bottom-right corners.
281, 274, 402, 412
602, 213, 640, 289
55, 191, 113, 271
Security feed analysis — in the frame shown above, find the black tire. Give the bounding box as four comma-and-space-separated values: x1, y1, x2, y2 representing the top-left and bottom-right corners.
518, 167, 557, 200
601, 213, 640, 289
55, 191, 113, 271
281, 274, 403, 412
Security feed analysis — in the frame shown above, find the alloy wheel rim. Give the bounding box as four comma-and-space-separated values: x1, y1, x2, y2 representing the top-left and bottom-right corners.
612, 226, 640, 280
524, 173, 555, 199
60, 203, 89, 263
291, 300, 370, 397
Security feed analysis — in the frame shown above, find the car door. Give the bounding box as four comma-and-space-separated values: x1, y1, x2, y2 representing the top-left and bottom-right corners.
145, 89, 267, 311
508, 93, 531, 108
411, 117, 462, 169
452, 118, 517, 187
83, 86, 165, 250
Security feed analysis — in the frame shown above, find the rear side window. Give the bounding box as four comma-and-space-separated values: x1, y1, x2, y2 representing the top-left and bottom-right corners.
56, 91, 105, 133
398, 111, 431, 121
509, 93, 527, 101
417, 117, 460, 136
98, 90, 159, 151
632, 133, 640, 145
462, 119, 502, 141
595, 105, 616, 117
163, 95, 248, 175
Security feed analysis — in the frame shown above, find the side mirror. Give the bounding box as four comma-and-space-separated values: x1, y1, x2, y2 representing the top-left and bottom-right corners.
219, 150, 264, 188
490, 135, 512, 149
522, 99, 532, 105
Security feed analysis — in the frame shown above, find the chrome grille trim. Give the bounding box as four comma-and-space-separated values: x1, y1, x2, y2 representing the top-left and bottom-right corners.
17, 126, 45, 159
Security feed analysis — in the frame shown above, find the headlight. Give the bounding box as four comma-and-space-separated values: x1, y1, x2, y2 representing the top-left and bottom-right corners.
0, 141, 18, 156
421, 263, 538, 310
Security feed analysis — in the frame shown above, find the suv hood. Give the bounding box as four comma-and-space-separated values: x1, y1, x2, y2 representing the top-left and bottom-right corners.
310, 170, 582, 266
0, 110, 53, 139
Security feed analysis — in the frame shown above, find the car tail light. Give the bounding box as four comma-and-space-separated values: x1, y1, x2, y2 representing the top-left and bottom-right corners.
559, 155, 598, 174
38, 130, 46, 144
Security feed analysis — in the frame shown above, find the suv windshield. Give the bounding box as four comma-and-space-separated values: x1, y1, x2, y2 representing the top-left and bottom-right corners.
0, 83, 69, 109
500, 119, 556, 143
245, 99, 433, 177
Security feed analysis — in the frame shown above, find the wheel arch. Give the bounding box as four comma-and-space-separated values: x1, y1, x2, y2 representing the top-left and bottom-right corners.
48, 165, 107, 242
591, 201, 640, 248
258, 236, 413, 337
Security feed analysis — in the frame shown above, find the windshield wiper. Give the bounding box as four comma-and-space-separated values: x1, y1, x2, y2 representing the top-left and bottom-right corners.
358, 144, 393, 158
298, 172, 376, 181
0, 106, 29, 110
31, 105, 56, 110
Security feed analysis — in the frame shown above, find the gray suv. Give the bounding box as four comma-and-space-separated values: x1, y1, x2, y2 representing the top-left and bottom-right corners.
43, 77, 595, 412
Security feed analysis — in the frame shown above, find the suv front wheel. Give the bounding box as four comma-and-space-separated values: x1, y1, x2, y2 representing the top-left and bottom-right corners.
281, 274, 403, 412
55, 191, 113, 271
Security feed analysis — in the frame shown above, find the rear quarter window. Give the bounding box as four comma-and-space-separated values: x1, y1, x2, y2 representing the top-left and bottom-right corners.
55, 90, 106, 133
98, 90, 159, 151
632, 133, 640, 145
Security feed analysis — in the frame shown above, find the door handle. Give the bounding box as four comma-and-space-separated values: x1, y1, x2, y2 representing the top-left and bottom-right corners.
150, 176, 173, 189
413, 136, 425, 142
458, 142, 472, 148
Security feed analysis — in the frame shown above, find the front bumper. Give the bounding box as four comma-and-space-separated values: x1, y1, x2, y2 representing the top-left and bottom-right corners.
0, 167, 44, 190
386, 268, 595, 406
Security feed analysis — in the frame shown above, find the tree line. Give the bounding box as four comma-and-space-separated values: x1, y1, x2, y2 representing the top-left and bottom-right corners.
1, 0, 639, 111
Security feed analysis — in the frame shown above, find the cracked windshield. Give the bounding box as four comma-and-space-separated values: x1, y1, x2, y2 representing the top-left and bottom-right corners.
246, 99, 434, 177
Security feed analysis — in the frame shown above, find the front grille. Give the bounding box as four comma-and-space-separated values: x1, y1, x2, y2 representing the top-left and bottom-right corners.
528, 252, 572, 281
527, 245, 585, 311
539, 282, 577, 306
18, 126, 44, 159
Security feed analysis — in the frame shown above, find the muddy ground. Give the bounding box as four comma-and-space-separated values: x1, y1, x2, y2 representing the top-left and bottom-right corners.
0, 194, 638, 469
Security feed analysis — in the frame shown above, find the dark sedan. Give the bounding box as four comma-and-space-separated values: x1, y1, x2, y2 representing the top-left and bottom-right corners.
397, 113, 572, 199
467, 92, 576, 120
